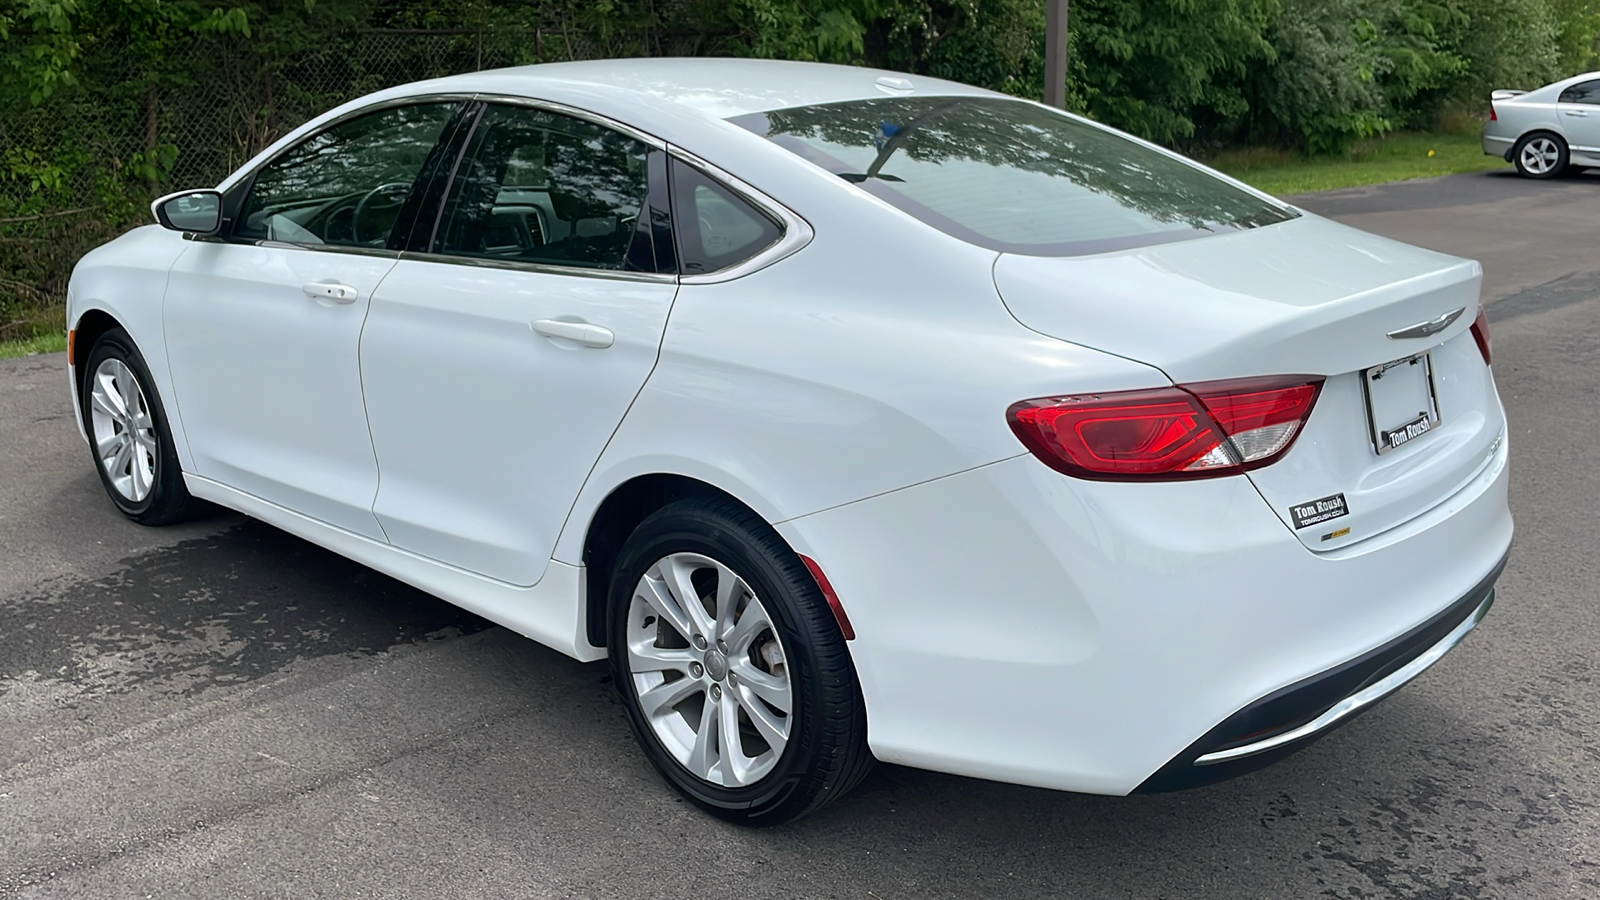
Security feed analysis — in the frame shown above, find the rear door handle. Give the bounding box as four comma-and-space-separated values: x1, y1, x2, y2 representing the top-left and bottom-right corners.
531, 318, 614, 349
302, 282, 359, 303
1564, 109, 1588, 116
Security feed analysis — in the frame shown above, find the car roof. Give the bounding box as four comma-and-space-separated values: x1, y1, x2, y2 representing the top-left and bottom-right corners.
411, 57, 999, 120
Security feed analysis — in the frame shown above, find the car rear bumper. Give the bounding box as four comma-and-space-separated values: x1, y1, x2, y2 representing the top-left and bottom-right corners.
778, 430, 1512, 795
1483, 132, 1515, 160
1135, 553, 1502, 791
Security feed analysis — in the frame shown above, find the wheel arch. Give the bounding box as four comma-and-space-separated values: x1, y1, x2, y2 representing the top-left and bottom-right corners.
69, 307, 127, 431
579, 473, 778, 649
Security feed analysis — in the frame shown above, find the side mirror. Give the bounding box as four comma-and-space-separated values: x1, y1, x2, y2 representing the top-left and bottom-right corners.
152, 189, 223, 235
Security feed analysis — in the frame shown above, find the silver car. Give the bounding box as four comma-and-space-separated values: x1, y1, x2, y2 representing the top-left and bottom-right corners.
1483, 71, 1600, 178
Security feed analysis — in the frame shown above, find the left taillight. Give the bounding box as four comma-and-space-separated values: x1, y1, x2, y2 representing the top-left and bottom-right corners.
1007, 375, 1324, 481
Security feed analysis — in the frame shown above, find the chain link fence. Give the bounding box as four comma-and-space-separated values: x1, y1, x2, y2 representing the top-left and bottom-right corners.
0, 25, 676, 338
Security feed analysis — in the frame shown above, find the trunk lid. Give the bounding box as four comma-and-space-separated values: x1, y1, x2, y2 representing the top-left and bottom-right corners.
993, 214, 1505, 550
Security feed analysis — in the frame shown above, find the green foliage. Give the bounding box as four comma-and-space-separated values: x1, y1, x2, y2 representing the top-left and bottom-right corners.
1070, 0, 1279, 145
0, 0, 83, 105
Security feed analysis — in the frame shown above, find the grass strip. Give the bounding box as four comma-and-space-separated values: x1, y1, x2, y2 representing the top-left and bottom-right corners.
1207, 130, 1508, 196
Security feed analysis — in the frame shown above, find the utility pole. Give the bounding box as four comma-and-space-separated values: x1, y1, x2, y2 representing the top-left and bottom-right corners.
1044, 0, 1069, 109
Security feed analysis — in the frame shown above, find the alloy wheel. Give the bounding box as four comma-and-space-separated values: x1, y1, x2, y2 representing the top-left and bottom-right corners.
625, 552, 793, 787
88, 357, 158, 502
1520, 136, 1561, 175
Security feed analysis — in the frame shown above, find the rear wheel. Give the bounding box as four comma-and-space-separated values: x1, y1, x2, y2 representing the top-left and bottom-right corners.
81, 328, 195, 525
607, 497, 872, 826
1513, 132, 1568, 178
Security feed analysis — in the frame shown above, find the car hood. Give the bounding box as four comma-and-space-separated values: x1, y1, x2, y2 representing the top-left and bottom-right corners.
991, 213, 1482, 383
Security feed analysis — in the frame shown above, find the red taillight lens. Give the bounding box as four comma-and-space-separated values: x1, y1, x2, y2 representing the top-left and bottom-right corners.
1490, 105, 1498, 121
1470, 307, 1491, 365
1007, 375, 1324, 481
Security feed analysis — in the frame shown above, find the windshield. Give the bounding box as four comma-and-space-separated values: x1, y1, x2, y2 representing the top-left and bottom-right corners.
729, 96, 1297, 257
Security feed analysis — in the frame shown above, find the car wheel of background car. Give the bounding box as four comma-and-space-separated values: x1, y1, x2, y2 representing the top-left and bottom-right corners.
81, 328, 195, 525
1513, 132, 1569, 178
607, 496, 872, 826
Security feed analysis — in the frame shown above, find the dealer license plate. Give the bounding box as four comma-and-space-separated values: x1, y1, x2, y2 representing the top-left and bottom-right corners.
1362, 352, 1440, 456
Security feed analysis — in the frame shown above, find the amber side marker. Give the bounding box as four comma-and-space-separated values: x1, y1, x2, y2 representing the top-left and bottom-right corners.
66, 329, 76, 366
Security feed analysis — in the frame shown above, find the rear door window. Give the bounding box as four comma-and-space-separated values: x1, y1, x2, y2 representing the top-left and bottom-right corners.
1558, 80, 1600, 104
432, 104, 671, 273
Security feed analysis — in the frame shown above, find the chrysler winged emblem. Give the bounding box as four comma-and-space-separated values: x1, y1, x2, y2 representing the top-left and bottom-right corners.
1387, 306, 1466, 340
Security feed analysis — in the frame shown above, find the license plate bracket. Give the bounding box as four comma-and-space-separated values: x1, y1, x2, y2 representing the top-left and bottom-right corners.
1362, 351, 1440, 455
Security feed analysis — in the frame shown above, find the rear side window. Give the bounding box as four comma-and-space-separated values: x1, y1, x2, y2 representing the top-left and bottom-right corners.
730, 96, 1296, 257
669, 160, 782, 274
1559, 79, 1600, 104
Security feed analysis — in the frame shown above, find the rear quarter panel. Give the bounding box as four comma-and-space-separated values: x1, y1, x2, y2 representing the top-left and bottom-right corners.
550, 202, 1172, 563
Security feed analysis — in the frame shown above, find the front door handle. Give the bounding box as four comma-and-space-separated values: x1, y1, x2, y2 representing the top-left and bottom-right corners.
531, 318, 614, 349
302, 282, 359, 303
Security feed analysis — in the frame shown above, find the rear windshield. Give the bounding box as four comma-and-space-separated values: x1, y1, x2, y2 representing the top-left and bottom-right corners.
729, 96, 1296, 256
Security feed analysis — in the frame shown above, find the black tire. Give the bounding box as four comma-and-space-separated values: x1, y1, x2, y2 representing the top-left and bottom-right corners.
1512, 131, 1569, 179
607, 497, 872, 826
80, 328, 195, 525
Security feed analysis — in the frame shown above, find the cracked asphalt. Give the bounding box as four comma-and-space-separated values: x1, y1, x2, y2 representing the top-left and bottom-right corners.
2, 168, 1598, 898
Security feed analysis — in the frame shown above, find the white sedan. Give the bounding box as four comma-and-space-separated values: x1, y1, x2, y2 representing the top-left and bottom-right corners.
1482, 71, 1600, 176
68, 58, 1512, 825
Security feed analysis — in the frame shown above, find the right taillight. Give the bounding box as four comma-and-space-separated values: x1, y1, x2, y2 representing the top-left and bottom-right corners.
1470, 307, 1492, 365
1007, 375, 1323, 481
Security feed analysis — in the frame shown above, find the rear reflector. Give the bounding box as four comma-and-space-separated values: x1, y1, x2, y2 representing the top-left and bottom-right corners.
798, 554, 854, 640
1008, 375, 1324, 481
1470, 307, 1492, 365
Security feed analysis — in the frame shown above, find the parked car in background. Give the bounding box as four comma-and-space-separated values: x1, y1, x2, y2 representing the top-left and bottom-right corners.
68, 59, 1512, 826
1483, 71, 1600, 177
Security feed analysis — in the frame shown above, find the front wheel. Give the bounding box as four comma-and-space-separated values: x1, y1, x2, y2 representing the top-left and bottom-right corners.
607, 497, 872, 826
1514, 132, 1568, 178
81, 328, 195, 525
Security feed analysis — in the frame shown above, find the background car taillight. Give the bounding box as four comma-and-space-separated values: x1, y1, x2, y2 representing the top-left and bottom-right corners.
1470, 307, 1492, 365
1007, 376, 1324, 481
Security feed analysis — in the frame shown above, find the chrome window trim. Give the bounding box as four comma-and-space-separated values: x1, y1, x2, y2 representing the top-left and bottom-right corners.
223, 94, 476, 258
221, 93, 480, 194
224, 91, 812, 281
667, 145, 815, 284
397, 250, 678, 285
469, 93, 669, 151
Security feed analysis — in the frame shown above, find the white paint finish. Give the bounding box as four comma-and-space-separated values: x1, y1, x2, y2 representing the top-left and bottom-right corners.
162, 241, 393, 540
184, 473, 604, 661
1247, 329, 1504, 550
780, 441, 1510, 794
549, 219, 1172, 566
66, 227, 195, 469
361, 259, 677, 586
67, 60, 1519, 796
993, 213, 1483, 384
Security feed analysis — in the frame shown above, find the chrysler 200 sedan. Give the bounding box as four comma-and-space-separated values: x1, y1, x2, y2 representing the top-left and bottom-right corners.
67, 59, 1511, 825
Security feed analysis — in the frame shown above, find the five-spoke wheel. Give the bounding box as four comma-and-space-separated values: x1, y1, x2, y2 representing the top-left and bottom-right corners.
1514, 133, 1568, 179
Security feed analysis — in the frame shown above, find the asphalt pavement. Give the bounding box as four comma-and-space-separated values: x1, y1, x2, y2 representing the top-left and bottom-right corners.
2, 168, 1598, 899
